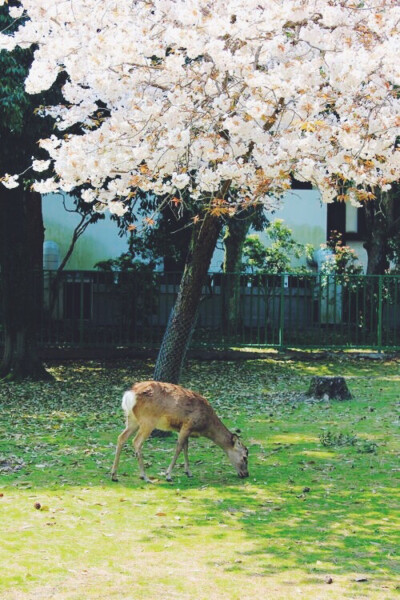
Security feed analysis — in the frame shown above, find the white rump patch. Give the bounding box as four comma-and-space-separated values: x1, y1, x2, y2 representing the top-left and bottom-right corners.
121, 390, 137, 416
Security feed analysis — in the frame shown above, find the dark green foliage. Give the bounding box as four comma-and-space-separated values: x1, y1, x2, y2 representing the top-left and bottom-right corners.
0, 5, 30, 133
112, 191, 196, 271
95, 230, 160, 273
0, 48, 31, 134
321, 231, 363, 278
0, 6, 57, 173
243, 219, 314, 274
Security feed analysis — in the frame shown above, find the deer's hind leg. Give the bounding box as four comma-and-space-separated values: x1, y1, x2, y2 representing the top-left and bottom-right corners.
133, 424, 155, 482
111, 421, 139, 481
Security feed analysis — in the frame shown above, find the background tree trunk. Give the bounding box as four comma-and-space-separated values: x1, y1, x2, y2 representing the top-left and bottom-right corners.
364, 190, 393, 275
0, 187, 52, 381
153, 212, 223, 383
222, 217, 252, 335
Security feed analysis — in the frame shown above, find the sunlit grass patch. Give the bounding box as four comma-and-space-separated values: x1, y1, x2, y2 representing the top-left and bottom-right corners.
0, 355, 399, 599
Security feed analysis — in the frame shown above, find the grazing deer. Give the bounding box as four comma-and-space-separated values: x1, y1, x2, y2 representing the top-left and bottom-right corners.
111, 381, 249, 482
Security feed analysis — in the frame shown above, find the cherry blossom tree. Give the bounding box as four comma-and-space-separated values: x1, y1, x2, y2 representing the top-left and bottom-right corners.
1, 0, 400, 381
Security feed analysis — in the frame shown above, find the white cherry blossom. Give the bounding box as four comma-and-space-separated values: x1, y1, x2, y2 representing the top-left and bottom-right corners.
108, 201, 128, 216
8, 6, 24, 19
32, 159, 51, 172
1, 174, 19, 189
32, 178, 58, 194
1, 0, 400, 211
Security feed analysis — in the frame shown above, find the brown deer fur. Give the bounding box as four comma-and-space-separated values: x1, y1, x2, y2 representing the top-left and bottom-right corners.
111, 381, 249, 482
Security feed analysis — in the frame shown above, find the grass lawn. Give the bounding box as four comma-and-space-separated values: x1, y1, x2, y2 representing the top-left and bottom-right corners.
0, 355, 399, 599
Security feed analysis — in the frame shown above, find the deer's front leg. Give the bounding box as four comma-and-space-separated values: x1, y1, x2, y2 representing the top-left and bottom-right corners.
165, 428, 191, 482
183, 438, 192, 477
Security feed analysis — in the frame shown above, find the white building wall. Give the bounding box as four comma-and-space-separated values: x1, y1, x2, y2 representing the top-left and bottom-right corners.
42, 193, 129, 270
43, 189, 368, 272
210, 189, 327, 270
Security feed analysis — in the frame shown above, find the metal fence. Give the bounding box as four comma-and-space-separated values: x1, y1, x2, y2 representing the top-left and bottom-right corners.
2, 270, 400, 351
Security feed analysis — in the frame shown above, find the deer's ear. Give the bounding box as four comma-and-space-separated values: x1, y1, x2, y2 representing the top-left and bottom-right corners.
231, 433, 239, 445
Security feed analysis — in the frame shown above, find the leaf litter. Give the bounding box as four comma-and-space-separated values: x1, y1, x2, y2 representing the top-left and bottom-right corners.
0, 356, 399, 598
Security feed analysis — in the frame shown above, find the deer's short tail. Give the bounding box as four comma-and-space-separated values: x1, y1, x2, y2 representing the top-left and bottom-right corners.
121, 390, 137, 416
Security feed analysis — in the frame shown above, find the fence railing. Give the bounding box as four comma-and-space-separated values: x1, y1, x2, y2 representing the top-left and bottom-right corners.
2, 270, 400, 351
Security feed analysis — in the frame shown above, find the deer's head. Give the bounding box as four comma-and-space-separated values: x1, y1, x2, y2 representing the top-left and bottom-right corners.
227, 434, 249, 478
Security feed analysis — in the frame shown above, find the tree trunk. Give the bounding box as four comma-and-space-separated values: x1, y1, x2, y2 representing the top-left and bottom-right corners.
364, 191, 393, 275
153, 212, 223, 383
0, 187, 52, 381
222, 217, 252, 335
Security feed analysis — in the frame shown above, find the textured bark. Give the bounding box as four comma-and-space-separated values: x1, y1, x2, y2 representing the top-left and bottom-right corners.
364, 191, 393, 275
153, 212, 223, 383
0, 187, 52, 381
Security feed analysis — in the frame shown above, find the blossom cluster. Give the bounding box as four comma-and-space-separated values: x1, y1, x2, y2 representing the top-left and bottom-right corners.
1, 0, 400, 216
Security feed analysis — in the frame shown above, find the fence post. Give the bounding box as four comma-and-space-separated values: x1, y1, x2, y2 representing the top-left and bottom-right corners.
279, 274, 285, 349
377, 275, 383, 351
79, 275, 84, 346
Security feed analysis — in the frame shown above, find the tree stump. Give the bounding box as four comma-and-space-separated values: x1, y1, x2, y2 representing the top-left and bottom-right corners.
307, 376, 352, 400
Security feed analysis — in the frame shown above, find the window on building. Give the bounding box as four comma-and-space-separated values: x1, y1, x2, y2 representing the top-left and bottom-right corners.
327, 201, 346, 238
327, 201, 366, 242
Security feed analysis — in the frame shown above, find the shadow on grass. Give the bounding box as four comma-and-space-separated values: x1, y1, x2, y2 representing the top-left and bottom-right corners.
1, 357, 399, 591
5, 433, 397, 586
2, 475, 399, 593
107, 423, 399, 585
